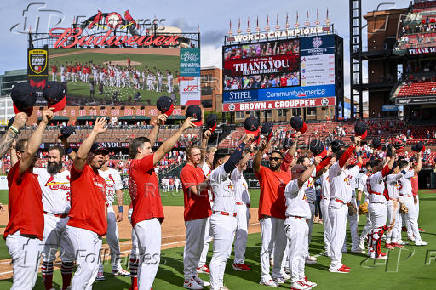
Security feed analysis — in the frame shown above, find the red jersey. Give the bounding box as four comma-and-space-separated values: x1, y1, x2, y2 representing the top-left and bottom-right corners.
4, 162, 43, 240
180, 163, 211, 221
129, 154, 163, 226
51, 65, 57, 73
411, 173, 418, 196
256, 166, 291, 220
67, 164, 107, 236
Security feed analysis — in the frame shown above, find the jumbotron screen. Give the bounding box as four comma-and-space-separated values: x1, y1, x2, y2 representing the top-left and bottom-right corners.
48, 48, 181, 106
222, 35, 337, 111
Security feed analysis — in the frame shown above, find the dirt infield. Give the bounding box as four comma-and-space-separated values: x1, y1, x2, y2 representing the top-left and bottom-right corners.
49, 48, 180, 59
0, 205, 261, 280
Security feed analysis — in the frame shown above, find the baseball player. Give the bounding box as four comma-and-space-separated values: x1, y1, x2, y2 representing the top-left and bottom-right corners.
231, 148, 253, 271
181, 144, 212, 289
366, 156, 395, 259
386, 162, 404, 248
128, 117, 195, 290
254, 138, 291, 286
65, 117, 108, 289
208, 134, 254, 290
320, 156, 336, 257
197, 143, 216, 274
167, 71, 173, 93
328, 137, 361, 273
398, 155, 427, 246
4, 109, 53, 290
96, 154, 130, 281
358, 164, 371, 251
284, 161, 320, 290
32, 144, 75, 290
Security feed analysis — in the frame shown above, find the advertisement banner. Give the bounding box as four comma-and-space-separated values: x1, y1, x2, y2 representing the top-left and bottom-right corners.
180, 76, 201, 106
222, 84, 336, 103
222, 97, 336, 112
180, 48, 200, 76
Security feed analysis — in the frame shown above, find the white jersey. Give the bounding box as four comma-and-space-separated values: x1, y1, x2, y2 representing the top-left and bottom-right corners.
329, 162, 360, 203
398, 169, 415, 197
209, 165, 236, 214
98, 167, 123, 205
367, 172, 387, 203
320, 171, 330, 200
33, 168, 71, 214
386, 173, 402, 199
231, 168, 250, 205
284, 179, 312, 220
201, 162, 213, 202
356, 173, 368, 192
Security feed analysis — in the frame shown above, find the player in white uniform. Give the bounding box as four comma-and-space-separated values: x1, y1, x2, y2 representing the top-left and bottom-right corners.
320, 156, 336, 257
366, 157, 395, 259
32, 144, 75, 290
398, 156, 428, 246
167, 71, 173, 93
328, 138, 360, 273
284, 162, 320, 290
357, 167, 371, 251
96, 154, 130, 280
231, 150, 252, 271
208, 135, 253, 290
386, 162, 404, 248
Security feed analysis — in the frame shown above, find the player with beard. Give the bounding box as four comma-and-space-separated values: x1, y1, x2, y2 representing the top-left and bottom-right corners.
254, 139, 291, 287
4, 109, 54, 290
65, 117, 109, 289
32, 144, 75, 290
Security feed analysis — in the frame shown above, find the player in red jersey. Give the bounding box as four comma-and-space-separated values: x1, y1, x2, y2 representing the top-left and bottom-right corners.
4, 109, 54, 290
65, 117, 108, 289
128, 116, 195, 290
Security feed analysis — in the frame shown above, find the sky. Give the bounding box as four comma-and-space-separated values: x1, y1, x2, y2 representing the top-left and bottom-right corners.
0, 0, 412, 98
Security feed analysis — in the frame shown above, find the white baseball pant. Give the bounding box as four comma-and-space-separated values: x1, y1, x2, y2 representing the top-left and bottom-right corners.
106, 206, 122, 270
184, 218, 208, 279
359, 211, 372, 247
260, 216, 287, 282
134, 218, 161, 290
403, 196, 423, 242
329, 201, 347, 271
209, 213, 237, 289
233, 204, 250, 264
285, 217, 309, 283
368, 202, 387, 229
198, 217, 212, 268
6, 231, 42, 290
42, 214, 74, 262
66, 225, 102, 290
307, 202, 315, 244
386, 200, 401, 243
342, 198, 359, 252
129, 208, 140, 278
320, 199, 331, 255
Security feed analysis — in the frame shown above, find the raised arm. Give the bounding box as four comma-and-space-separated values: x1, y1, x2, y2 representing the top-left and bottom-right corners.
223, 134, 253, 174
20, 109, 54, 174
254, 138, 268, 174
73, 117, 107, 172
147, 114, 167, 146
153, 117, 195, 166
0, 113, 27, 157
298, 164, 316, 188
200, 129, 212, 163
415, 151, 423, 174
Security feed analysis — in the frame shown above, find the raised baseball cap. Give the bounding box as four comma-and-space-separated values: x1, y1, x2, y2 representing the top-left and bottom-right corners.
261, 122, 273, 142
157, 95, 174, 117
186, 105, 202, 126
290, 116, 307, 134
330, 139, 344, 154
205, 113, 217, 134
309, 139, 326, 157
354, 120, 368, 140
371, 137, 382, 150
43, 82, 67, 112
243, 116, 260, 135
90, 143, 109, 155
411, 141, 425, 152
10, 82, 37, 117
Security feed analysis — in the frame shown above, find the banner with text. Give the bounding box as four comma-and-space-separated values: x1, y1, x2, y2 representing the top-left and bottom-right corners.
180, 48, 201, 105
222, 97, 336, 111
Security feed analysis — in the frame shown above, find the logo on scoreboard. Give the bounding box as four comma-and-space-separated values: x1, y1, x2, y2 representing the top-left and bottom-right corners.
313, 37, 323, 49
27, 48, 49, 77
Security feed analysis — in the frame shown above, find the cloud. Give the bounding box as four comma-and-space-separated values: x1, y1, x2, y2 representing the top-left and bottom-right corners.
201, 45, 221, 68
201, 30, 226, 46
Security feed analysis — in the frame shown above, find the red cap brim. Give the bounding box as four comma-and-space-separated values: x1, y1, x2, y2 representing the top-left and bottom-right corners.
356, 130, 368, 140
164, 104, 175, 117
318, 149, 327, 158
300, 122, 308, 134
209, 123, 217, 134
193, 120, 203, 126
49, 96, 66, 112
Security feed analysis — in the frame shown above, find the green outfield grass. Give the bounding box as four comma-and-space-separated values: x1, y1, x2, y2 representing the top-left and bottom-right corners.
1, 192, 436, 289
49, 49, 180, 104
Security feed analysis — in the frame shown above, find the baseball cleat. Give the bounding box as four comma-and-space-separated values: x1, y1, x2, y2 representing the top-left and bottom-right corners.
95, 271, 106, 281
375, 255, 388, 260
329, 266, 350, 273
391, 242, 404, 248
232, 263, 251, 271
192, 276, 210, 287
197, 264, 210, 274
408, 236, 416, 242
415, 240, 428, 246
291, 281, 312, 290
273, 277, 285, 285
351, 248, 365, 254
305, 256, 317, 264
385, 243, 394, 249
418, 228, 425, 232
304, 276, 318, 288
183, 277, 204, 290
341, 264, 350, 270
259, 279, 278, 287
113, 268, 130, 276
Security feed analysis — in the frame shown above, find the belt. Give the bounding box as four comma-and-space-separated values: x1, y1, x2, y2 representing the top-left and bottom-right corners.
399, 194, 411, 197
286, 215, 304, 219
331, 198, 346, 205
44, 211, 68, 218
370, 201, 386, 204
213, 211, 237, 217
235, 202, 244, 205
